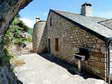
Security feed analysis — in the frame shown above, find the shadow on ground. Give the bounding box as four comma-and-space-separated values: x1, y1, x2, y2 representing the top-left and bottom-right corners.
39, 53, 102, 80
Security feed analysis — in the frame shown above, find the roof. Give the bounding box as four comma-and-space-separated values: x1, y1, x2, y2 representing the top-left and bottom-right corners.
98, 19, 112, 30
51, 9, 112, 40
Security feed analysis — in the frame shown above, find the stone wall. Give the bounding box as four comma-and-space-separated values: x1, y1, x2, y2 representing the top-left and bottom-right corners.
0, 66, 20, 84
33, 21, 47, 53
47, 11, 107, 79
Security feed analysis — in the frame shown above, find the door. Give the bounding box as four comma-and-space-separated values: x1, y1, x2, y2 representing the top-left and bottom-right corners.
48, 39, 51, 53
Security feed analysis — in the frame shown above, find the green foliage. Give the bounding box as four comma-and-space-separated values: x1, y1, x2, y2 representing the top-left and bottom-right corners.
4, 15, 32, 46
28, 28, 33, 35
0, 48, 13, 66
27, 36, 32, 42
2, 15, 32, 66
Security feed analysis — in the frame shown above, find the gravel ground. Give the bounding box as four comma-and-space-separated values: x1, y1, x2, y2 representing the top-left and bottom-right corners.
14, 53, 107, 84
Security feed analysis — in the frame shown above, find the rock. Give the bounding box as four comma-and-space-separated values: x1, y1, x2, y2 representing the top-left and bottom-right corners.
0, 0, 33, 84
86, 78, 107, 84
0, 66, 18, 84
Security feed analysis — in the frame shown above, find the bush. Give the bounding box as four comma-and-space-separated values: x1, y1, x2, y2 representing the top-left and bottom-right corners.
0, 48, 13, 66
4, 15, 32, 46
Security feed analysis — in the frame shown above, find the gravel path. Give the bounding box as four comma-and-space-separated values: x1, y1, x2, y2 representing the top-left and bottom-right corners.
14, 53, 107, 84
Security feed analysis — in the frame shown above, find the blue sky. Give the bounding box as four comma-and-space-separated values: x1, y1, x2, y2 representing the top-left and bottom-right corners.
19, 0, 112, 28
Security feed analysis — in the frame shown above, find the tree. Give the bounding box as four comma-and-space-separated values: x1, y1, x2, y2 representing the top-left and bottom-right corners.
0, 0, 32, 56
4, 15, 31, 47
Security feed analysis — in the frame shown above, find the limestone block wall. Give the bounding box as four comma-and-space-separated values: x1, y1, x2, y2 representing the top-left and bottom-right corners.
47, 11, 107, 79
0, 66, 18, 84
47, 12, 64, 56
33, 21, 47, 53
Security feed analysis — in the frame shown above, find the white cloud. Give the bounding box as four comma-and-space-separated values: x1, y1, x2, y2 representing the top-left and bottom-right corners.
20, 18, 35, 28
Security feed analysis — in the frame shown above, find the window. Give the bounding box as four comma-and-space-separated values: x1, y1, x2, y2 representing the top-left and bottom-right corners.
55, 38, 59, 51
74, 48, 90, 61
48, 39, 51, 53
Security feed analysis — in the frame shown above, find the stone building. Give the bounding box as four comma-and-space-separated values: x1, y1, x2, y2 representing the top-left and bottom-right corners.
33, 3, 112, 81
32, 17, 47, 53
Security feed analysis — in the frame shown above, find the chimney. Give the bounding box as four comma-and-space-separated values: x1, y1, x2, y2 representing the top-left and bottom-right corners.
35, 17, 40, 23
81, 3, 92, 16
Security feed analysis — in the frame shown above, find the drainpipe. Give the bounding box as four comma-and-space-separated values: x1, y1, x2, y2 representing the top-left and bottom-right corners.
106, 38, 112, 84
105, 42, 108, 83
